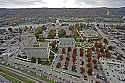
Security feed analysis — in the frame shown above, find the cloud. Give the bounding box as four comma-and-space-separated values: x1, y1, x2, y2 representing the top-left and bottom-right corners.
0, 0, 46, 8
0, 0, 124, 8
43, 0, 65, 8
75, 0, 125, 8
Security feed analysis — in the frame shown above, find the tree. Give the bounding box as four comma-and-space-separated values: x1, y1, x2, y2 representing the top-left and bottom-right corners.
73, 24, 79, 38
79, 23, 84, 31
38, 35, 45, 42
66, 57, 70, 61
100, 47, 104, 53
105, 50, 111, 58
35, 34, 44, 42
68, 47, 72, 52
95, 41, 103, 48
86, 62, 92, 68
52, 47, 58, 53
58, 29, 66, 38
107, 45, 113, 51
56, 63, 61, 68
60, 55, 64, 61
24, 26, 28, 32
8, 28, 13, 32
62, 48, 66, 54
103, 38, 108, 45
88, 57, 92, 62
49, 55, 54, 62
94, 64, 98, 69
72, 65, 77, 72
19, 28, 22, 34
31, 57, 36, 63
35, 34, 39, 39
35, 26, 44, 34
48, 30, 56, 39
97, 24, 99, 27
95, 80, 100, 83
80, 67, 85, 74
34, 26, 45, 41
117, 55, 122, 60
92, 59, 97, 64
69, 25, 73, 31
64, 61, 68, 70
37, 58, 41, 64
42, 25, 47, 31
86, 48, 92, 58
87, 68, 93, 76
50, 41, 57, 48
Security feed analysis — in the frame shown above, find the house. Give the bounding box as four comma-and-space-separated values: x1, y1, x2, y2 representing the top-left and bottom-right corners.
100, 58, 125, 83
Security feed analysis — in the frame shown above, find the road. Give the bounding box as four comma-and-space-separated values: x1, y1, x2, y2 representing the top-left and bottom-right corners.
0, 64, 47, 83
0, 74, 11, 83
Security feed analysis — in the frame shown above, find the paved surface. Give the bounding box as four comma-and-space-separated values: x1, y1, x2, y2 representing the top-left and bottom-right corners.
0, 75, 11, 83
0, 64, 47, 83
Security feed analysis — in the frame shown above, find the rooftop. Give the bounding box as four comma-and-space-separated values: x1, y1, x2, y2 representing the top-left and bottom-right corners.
100, 58, 125, 83
24, 47, 49, 59
58, 38, 75, 48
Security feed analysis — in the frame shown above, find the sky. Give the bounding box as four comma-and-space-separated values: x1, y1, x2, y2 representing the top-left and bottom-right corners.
0, 0, 125, 8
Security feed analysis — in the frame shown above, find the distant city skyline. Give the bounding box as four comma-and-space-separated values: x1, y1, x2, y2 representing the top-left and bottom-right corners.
0, 0, 125, 8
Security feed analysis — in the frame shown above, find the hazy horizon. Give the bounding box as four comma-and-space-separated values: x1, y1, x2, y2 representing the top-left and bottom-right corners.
0, 6, 125, 9
0, 0, 124, 8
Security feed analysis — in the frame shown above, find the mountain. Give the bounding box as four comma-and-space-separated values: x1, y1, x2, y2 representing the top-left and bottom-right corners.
0, 8, 125, 17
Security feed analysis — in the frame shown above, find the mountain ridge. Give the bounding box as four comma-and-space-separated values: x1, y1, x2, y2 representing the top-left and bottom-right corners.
0, 8, 125, 17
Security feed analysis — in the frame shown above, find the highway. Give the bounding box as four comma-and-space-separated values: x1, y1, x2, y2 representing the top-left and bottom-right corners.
0, 64, 47, 83
0, 74, 11, 83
